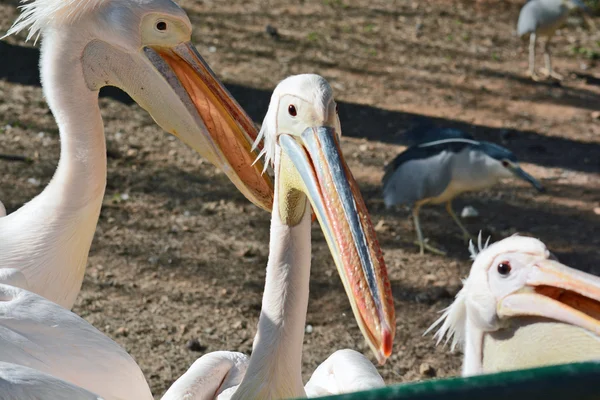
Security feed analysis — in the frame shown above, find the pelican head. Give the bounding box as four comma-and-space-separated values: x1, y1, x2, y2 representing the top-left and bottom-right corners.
429, 235, 600, 375
6, 0, 273, 211
257, 74, 395, 364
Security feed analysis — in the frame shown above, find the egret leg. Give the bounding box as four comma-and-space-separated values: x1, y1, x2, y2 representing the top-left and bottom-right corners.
540, 38, 563, 80
446, 201, 474, 242
411, 205, 446, 256
527, 33, 541, 81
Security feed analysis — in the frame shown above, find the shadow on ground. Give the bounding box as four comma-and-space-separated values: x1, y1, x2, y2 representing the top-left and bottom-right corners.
1, 42, 599, 175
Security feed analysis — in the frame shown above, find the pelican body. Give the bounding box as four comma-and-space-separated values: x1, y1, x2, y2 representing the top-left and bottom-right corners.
1, 0, 273, 309
429, 236, 600, 376
0, 284, 152, 400
162, 75, 393, 400
0, 362, 102, 400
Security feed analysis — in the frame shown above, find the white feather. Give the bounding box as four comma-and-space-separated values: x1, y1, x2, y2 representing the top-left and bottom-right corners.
425, 283, 468, 351
4, 0, 108, 42
0, 362, 102, 400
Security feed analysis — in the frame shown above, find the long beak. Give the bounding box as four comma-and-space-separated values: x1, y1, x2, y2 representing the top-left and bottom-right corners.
279, 126, 395, 364
510, 165, 545, 192
144, 42, 273, 212
499, 259, 600, 335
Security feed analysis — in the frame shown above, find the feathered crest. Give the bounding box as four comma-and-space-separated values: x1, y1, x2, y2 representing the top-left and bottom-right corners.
425, 283, 468, 351
251, 74, 334, 173
425, 232, 491, 350
468, 231, 491, 260
251, 100, 277, 174
4, 0, 107, 43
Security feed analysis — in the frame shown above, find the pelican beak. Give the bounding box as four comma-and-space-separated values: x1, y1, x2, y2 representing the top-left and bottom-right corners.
143, 42, 273, 212
499, 259, 600, 335
279, 126, 395, 364
509, 165, 545, 192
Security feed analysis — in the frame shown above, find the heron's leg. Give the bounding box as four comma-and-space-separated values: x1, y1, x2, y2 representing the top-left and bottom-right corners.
527, 33, 541, 81
412, 206, 425, 255
412, 205, 446, 256
446, 201, 474, 242
540, 37, 563, 80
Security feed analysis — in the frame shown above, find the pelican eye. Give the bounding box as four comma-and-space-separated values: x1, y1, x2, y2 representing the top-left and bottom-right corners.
288, 105, 297, 117
156, 21, 167, 31
497, 261, 511, 276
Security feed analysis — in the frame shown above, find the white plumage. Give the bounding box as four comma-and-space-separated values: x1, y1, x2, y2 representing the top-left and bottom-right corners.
304, 350, 385, 397
0, 362, 103, 400
162, 75, 392, 399
0, 284, 152, 400
428, 235, 600, 376
1, 0, 272, 309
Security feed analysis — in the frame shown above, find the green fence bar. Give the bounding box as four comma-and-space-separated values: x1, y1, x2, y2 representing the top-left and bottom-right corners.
308, 362, 600, 400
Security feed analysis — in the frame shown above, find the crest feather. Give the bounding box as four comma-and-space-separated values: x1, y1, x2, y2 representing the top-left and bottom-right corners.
4, 0, 107, 43
425, 283, 468, 351
426, 233, 491, 350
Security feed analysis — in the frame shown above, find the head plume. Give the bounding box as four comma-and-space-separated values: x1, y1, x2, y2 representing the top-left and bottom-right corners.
252, 74, 334, 173
5, 0, 107, 43
425, 232, 491, 350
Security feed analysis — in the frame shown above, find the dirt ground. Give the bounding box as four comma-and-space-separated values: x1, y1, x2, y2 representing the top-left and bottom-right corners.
0, 0, 599, 397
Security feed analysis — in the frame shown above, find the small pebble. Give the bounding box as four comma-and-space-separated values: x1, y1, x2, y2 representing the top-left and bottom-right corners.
419, 362, 436, 377
305, 324, 314, 334
461, 206, 479, 218
232, 320, 247, 330
120, 193, 129, 201
186, 338, 206, 352
265, 24, 279, 39
116, 327, 129, 337
208, 46, 217, 53
27, 178, 41, 187
374, 219, 389, 233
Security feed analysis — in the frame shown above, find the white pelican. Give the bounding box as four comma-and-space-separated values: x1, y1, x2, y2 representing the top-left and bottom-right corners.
0, 283, 153, 399
1, 0, 273, 309
304, 349, 385, 397
161, 74, 394, 400
0, 362, 102, 400
428, 235, 600, 376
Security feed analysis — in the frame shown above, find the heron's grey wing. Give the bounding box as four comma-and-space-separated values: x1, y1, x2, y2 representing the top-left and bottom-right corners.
0, 362, 102, 400
518, 0, 541, 36
383, 150, 453, 208
0, 284, 152, 400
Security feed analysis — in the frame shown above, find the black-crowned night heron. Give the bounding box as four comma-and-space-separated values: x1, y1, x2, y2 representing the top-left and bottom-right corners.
382, 130, 544, 255
518, 0, 591, 81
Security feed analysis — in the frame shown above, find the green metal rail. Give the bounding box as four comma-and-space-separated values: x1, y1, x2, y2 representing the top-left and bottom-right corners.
310, 362, 600, 399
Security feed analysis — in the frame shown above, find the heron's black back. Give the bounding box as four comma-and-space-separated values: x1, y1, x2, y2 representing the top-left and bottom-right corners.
382, 138, 477, 188
403, 126, 474, 146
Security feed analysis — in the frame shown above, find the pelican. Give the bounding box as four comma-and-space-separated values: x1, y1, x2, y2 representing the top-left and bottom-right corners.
0, 0, 273, 309
428, 235, 600, 376
0, 362, 102, 400
304, 349, 385, 397
161, 74, 394, 399
0, 284, 153, 399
